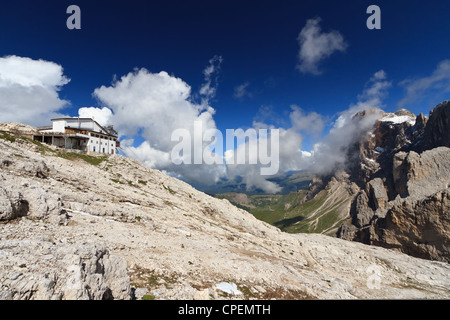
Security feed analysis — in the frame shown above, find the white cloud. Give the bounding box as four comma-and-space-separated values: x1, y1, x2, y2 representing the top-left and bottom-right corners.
232, 105, 327, 192
289, 105, 326, 136
92, 68, 226, 185
87, 65, 389, 193
300, 150, 312, 158
78, 106, 113, 127
226, 107, 321, 193
233, 82, 251, 99
94, 69, 214, 140
398, 59, 450, 108
308, 70, 390, 175
358, 69, 391, 103
90, 65, 308, 193
0, 55, 70, 125
122, 140, 172, 169
297, 17, 347, 75
199, 55, 223, 105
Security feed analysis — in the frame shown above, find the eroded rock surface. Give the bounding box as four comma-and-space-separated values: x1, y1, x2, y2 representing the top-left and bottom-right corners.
1, 121, 449, 300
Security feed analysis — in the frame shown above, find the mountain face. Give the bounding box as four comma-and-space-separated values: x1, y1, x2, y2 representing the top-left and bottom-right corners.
304, 101, 450, 263
1, 122, 450, 300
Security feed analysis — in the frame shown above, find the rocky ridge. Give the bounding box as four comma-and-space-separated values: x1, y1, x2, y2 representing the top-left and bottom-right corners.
1, 123, 450, 299
304, 101, 450, 263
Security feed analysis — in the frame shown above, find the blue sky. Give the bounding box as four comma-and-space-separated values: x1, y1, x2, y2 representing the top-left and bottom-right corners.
1, 0, 450, 191
2, 1, 449, 117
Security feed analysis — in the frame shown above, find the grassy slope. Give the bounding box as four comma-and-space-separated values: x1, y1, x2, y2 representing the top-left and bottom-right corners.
217, 187, 350, 236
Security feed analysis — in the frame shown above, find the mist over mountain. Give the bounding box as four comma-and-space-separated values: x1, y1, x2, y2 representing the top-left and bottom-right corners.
305, 101, 450, 262
193, 170, 313, 196
218, 101, 450, 265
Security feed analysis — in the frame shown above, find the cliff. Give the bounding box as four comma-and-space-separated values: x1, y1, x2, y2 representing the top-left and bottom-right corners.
310, 101, 450, 263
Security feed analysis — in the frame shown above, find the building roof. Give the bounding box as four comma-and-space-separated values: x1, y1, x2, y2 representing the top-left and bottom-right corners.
50, 117, 118, 137
50, 117, 97, 121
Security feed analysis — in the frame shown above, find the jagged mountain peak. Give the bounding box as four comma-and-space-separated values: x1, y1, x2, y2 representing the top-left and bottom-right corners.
305, 101, 450, 263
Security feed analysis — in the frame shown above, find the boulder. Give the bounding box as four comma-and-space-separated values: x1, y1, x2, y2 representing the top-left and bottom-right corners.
0, 240, 132, 300
0, 187, 29, 221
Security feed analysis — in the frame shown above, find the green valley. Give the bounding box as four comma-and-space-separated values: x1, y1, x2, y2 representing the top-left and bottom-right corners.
216, 179, 352, 236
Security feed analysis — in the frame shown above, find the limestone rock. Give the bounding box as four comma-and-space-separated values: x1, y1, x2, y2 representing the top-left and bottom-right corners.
368, 178, 388, 210
423, 100, 450, 149
370, 189, 450, 262
397, 147, 450, 199
1, 121, 450, 300
0, 187, 28, 221
327, 101, 450, 263
392, 151, 409, 197
352, 191, 373, 228
0, 240, 131, 300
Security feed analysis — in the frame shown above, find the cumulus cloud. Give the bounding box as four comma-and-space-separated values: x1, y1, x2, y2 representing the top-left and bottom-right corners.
224, 127, 302, 194
297, 17, 347, 75
78, 106, 113, 127
201, 70, 389, 191
233, 105, 326, 192
398, 59, 450, 108
0, 55, 70, 125
85, 64, 389, 193
92, 67, 226, 185
88, 64, 318, 193
0, 55, 395, 194
224, 105, 325, 193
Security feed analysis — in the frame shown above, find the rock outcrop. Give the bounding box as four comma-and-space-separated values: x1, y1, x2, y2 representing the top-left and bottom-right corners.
0, 240, 131, 300
392, 147, 450, 200
0, 187, 29, 221
1, 122, 450, 299
422, 101, 450, 150
369, 189, 450, 262
320, 101, 450, 263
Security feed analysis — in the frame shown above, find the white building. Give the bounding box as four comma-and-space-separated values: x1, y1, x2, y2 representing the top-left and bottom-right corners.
34, 118, 119, 154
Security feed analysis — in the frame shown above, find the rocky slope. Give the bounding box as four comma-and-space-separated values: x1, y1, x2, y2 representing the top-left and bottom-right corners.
302, 101, 450, 263
1, 123, 450, 300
